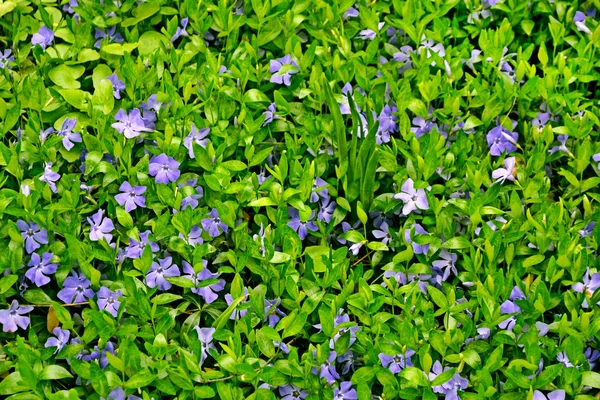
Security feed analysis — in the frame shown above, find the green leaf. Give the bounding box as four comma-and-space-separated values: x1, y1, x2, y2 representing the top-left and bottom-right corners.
124, 370, 155, 389
0, 2, 16, 18
399, 367, 429, 386
39, 365, 73, 380
212, 294, 247, 329
427, 285, 448, 308
92, 79, 114, 115
582, 371, 600, 389
195, 386, 216, 399
243, 89, 270, 103
116, 208, 134, 229
48, 65, 85, 89
442, 237, 471, 249
221, 160, 247, 171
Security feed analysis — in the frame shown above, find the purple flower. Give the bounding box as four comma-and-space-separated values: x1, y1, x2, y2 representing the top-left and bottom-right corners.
97, 287, 122, 317
432, 250, 457, 282
31, 26, 54, 50
337, 351, 356, 375
88, 209, 114, 243
171, 17, 189, 42
343, 7, 359, 19
224, 288, 249, 320
287, 207, 318, 240
17, 220, 49, 254
574, 11, 592, 34
102, 387, 142, 400
404, 224, 429, 255
0, 300, 34, 332
0, 49, 14, 69
39, 162, 61, 193
180, 180, 204, 210
411, 116, 439, 138
115, 181, 146, 212
57, 271, 94, 304
310, 177, 329, 203
533, 390, 565, 400
125, 231, 159, 259
25, 252, 57, 287
179, 225, 204, 246
112, 108, 152, 139
462, 49, 482, 71
56, 118, 81, 150
263, 103, 279, 126
372, 222, 393, 247
194, 327, 216, 365
378, 349, 415, 374
269, 54, 299, 86
45, 327, 70, 353
106, 74, 126, 99
146, 257, 180, 291
487, 120, 518, 156
593, 153, 600, 169
316, 351, 340, 384
394, 178, 429, 215
279, 384, 309, 400
184, 125, 210, 158
548, 134, 571, 155
40, 126, 54, 143
84, 341, 116, 369
94, 26, 123, 48
557, 351, 573, 368
264, 299, 286, 328
149, 154, 181, 184
429, 361, 468, 399
317, 199, 336, 223
585, 347, 600, 369
573, 267, 600, 308
182, 261, 225, 303
202, 208, 228, 237
492, 156, 516, 184
333, 382, 357, 400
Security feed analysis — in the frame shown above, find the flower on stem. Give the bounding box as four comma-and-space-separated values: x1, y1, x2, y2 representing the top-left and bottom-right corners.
115, 181, 146, 212
17, 220, 48, 254
57, 271, 94, 304
125, 231, 159, 259
88, 209, 114, 243
182, 261, 225, 303
31, 26, 54, 49
94, 26, 123, 48
0, 300, 34, 332
378, 349, 415, 374
44, 327, 70, 353
56, 118, 81, 150
146, 257, 181, 291
194, 327, 216, 366
393, 178, 429, 215
404, 224, 429, 255
287, 207, 318, 240
333, 382, 358, 400
492, 156, 517, 184
25, 252, 57, 287
171, 17, 189, 42
269, 54, 299, 86
487, 119, 518, 156
97, 287, 122, 317
184, 125, 210, 158
279, 384, 309, 400
39, 162, 61, 193
106, 74, 125, 99
149, 154, 181, 184
112, 108, 152, 139
202, 208, 228, 237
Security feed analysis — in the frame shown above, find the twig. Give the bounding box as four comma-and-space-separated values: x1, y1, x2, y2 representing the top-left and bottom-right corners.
352, 250, 374, 266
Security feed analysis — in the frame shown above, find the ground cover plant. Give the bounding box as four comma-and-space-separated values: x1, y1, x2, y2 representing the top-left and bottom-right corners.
0, 0, 599, 399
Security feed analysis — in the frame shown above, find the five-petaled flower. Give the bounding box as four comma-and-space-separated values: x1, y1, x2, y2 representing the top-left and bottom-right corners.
17, 220, 49, 254
146, 257, 181, 291
269, 54, 299, 86
88, 209, 115, 243
393, 178, 429, 215
25, 252, 57, 287
115, 181, 146, 212
149, 153, 181, 184
0, 300, 34, 333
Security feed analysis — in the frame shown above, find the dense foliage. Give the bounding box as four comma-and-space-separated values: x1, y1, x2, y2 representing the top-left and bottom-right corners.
0, 0, 599, 399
